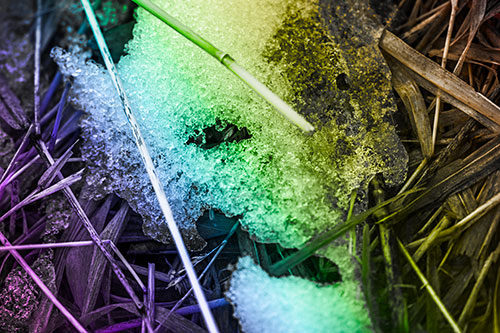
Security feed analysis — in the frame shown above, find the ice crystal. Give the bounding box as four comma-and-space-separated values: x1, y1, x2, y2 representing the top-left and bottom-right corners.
0, 253, 56, 332
54, 0, 407, 328
54, 0, 406, 251
227, 257, 371, 333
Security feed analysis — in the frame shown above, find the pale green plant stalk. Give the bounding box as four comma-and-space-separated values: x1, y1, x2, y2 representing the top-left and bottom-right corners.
79, 1, 219, 332
129, 0, 315, 133
397, 238, 461, 333
269, 188, 423, 276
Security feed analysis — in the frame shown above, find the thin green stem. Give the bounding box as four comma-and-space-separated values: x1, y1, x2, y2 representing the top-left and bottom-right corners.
269, 188, 423, 276
129, 0, 314, 133
397, 238, 461, 333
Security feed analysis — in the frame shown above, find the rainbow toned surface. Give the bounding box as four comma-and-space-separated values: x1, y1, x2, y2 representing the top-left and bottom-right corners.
54, 0, 406, 329
55, 0, 406, 250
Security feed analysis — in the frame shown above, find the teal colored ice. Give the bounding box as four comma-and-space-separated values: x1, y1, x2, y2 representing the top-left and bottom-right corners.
227, 257, 372, 332
54, 0, 407, 330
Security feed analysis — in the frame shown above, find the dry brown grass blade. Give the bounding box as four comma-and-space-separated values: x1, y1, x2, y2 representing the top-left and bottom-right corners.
430, 39, 500, 66
454, 175, 498, 259
414, 3, 451, 53
398, 238, 461, 333
389, 58, 433, 157
431, 0, 458, 155
401, 2, 449, 44
426, 247, 440, 332
436, 191, 500, 240
372, 178, 408, 330
409, 190, 500, 249
402, 136, 500, 219
453, 0, 487, 74
379, 30, 500, 131
425, 119, 477, 177
406, 67, 499, 131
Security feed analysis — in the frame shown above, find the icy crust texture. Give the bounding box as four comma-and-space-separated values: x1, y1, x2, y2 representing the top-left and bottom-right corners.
55, 0, 406, 250
227, 257, 371, 333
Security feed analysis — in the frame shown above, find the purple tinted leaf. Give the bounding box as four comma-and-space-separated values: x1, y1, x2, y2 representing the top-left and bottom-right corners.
48, 83, 70, 152
66, 195, 114, 310
37, 141, 77, 190
82, 202, 129, 314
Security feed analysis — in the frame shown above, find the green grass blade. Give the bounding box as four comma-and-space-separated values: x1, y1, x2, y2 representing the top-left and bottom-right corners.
129, 0, 314, 133
397, 238, 461, 333
269, 188, 423, 276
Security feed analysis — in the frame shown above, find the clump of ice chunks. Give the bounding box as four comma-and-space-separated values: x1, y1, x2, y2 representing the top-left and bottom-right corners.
54, 0, 407, 327
55, 0, 406, 249
227, 257, 372, 332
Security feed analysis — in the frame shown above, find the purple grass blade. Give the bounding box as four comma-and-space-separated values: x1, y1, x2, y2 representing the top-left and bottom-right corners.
54, 109, 83, 146
9, 180, 19, 236
156, 221, 238, 331
0, 155, 40, 198
31, 139, 145, 313
48, 83, 70, 152
34, 0, 42, 134
108, 241, 146, 291
0, 231, 88, 332
176, 298, 229, 316
0, 240, 111, 251
95, 298, 229, 333
82, 202, 130, 315
96, 319, 142, 333
40, 101, 61, 126
148, 263, 156, 327
0, 125, 33, 184
25, 169, 84, 204
37, 140, 77, 190
40, 71, 62, 116
0, 169, 84, 223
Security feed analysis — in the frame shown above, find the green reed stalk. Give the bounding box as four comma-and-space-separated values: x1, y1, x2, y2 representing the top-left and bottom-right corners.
130, 0, 315, 133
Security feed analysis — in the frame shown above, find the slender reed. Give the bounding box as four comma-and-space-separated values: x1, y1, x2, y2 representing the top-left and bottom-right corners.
129, 0, 314, 133
78, 1, 218, 332
34, 0, 42, 134
397, 238, 461, 333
